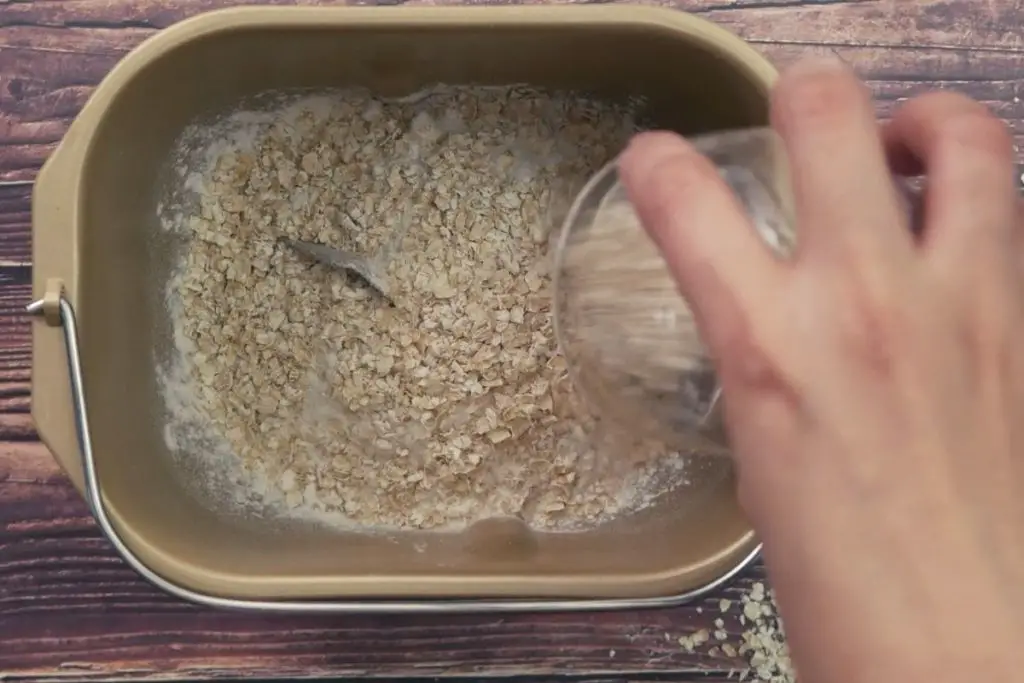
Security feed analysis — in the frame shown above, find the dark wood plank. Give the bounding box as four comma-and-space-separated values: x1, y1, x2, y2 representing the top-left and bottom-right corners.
0, 183, 32, 265
1, 440, 768, 680
3, 0, 1024, 181
0, 0, 1019, 679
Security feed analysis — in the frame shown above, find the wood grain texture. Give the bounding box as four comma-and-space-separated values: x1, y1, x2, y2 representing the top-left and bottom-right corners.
2, 436, 768, 678
3, 0, 1024, 180
1, 0, 1021, 679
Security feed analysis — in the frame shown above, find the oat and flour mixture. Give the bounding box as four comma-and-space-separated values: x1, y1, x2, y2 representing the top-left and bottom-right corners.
158, 85, 698, 531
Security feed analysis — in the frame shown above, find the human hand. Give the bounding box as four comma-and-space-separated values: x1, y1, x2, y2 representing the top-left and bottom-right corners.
618, 57, 1024, 683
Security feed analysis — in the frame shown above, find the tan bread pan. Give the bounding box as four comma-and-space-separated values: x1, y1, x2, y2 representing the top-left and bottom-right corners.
30, 5, 774, 612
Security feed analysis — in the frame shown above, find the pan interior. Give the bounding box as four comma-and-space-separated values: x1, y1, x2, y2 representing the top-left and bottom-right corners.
75, 15, 766, 599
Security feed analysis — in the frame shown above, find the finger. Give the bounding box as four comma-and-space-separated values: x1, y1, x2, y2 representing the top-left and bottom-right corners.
618, 131, 787, 361
771, 57, 913, 263
883, 92, 1017, 270
1018, 197, 1024, 282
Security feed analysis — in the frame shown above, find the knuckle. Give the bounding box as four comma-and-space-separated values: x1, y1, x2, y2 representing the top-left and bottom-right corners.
836, 277, 908, 378
728, 337, 792, 398
714, 305, 795, 399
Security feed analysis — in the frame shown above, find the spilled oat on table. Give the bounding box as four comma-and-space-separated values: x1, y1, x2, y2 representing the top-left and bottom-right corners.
156, 85, 704, 531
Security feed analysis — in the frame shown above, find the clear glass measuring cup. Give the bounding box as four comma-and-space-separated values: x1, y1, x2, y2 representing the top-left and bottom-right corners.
552, 127, 797, 456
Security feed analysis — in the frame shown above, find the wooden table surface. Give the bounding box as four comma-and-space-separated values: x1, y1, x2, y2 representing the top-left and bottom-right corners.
1, 0, 1021, 680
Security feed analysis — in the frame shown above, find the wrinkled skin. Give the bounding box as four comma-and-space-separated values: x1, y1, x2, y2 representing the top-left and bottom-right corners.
619, 57, 1024, 683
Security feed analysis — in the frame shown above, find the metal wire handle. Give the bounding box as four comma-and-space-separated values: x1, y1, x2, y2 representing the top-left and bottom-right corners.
26, 290, 761, 614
